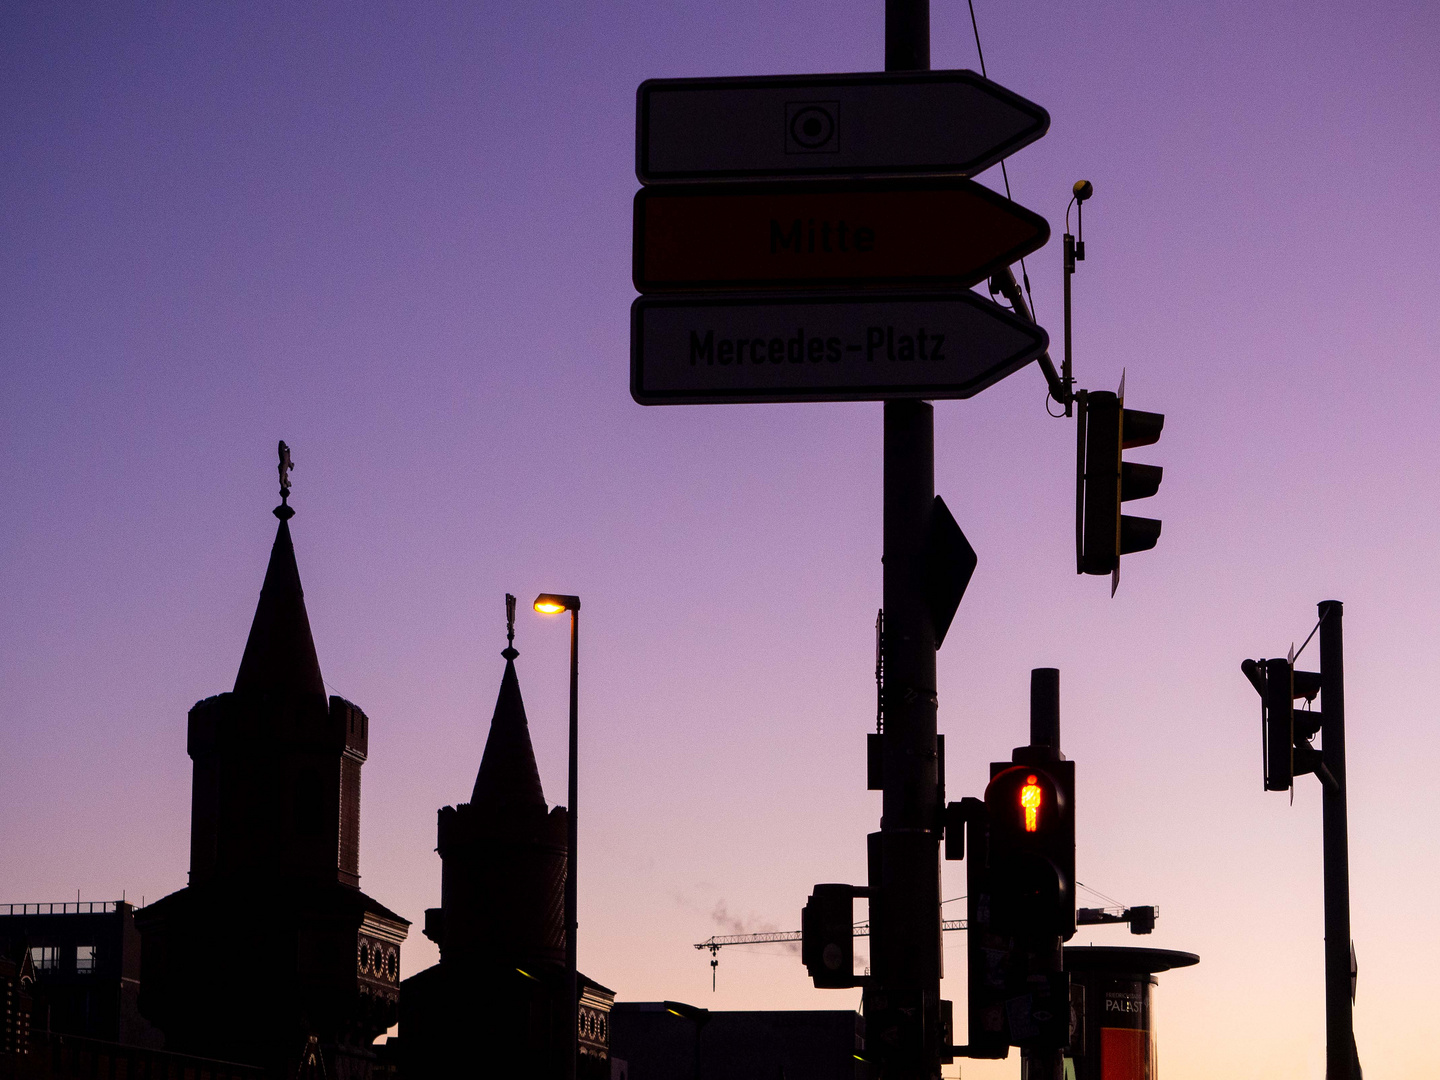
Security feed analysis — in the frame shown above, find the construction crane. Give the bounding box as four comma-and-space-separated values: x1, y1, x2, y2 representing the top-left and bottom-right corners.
692, 902, 1157, 989
693, 919, 967, 991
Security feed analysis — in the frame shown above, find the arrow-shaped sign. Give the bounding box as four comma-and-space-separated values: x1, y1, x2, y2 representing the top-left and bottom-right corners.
924, 495, 976, 648
634, 178, 1049, 293
631, 290, 1049, 405
637, 69, 1049, 183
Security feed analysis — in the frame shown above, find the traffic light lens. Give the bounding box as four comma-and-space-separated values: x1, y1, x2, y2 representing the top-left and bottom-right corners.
1021, 776, 1042, 832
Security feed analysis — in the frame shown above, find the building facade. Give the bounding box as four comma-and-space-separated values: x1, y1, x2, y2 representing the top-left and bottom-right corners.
0, 951, 34, 1062
0, 901, 158, 1051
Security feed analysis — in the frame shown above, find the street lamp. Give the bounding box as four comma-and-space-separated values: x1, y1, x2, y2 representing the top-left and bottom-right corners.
534, 593, 581, 1080
663, 1001, 711, 1080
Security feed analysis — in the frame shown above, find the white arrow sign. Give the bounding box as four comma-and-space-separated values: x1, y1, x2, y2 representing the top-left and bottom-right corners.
631, 291, 1049, 405
637, 69, 1049, 184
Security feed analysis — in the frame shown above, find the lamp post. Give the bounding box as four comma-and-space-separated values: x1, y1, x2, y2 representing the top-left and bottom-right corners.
535, 593, 581, 1080
664, 1001, 711, 1080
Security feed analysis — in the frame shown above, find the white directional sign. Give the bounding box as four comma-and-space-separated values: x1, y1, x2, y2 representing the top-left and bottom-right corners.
637, 70, 1049, 183
631, 292, 1049, 405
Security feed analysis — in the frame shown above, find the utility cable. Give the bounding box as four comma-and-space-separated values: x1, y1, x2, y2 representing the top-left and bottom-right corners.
967, 0, 1035, 320
1292, 607, 1330, 664
1076, 880, 1125, 908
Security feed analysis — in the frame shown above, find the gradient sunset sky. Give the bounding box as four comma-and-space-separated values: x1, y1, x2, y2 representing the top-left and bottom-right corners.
3, 3, 1438, 1077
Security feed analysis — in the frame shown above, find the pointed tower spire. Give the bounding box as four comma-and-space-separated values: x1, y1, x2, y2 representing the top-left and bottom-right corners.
470, 594, 548, 813
233, 441, 325, 699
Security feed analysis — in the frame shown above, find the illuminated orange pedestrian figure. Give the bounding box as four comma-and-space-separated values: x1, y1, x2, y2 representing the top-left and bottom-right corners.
1021, 774, 1042, 832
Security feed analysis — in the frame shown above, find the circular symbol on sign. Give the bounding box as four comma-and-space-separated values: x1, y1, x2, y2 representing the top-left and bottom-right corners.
822, 943, 844, 971
790, 106, 835, 149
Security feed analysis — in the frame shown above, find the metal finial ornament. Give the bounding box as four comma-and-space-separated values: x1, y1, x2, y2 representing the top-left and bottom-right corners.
275, 441, 296, 520
502, 594, 518, 660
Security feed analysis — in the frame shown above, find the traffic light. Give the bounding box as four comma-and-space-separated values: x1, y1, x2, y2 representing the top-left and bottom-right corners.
801, 884, 856, 988
955, 765, 1076, 1060
984, 763, 1076, 940
1242, 657, 1322, 792
1076, 382, 1164, 591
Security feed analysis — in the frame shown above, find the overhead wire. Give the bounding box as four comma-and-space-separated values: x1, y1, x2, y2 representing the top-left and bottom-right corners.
966, 0, 1036, 321
1292, 608, 1329, 664
1076, 880, 1125, 908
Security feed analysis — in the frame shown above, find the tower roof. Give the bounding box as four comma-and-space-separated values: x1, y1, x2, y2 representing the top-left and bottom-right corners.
471, 655, 548, 813
233, 514, 326, 699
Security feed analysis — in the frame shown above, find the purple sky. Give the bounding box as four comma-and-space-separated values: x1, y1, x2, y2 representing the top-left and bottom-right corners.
3, 3, 1438, 1076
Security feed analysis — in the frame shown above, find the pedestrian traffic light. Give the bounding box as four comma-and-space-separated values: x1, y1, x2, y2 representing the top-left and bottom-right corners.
957, 770, 1076, 1060
1242, 657, 1322, 792
802, 884, 857, 989
984, 764, 1076, 939
1076, 381, 1164, 592
953, 677, 1078, 1061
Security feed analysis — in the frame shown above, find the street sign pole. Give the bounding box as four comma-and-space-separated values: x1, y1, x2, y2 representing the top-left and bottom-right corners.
631, 7, 1055, 1072
869, 3, 943, 1078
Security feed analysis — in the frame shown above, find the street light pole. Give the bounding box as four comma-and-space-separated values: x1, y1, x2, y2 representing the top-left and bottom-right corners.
535, 593, 582, 1080
664, 1001, 710, 1080
1318, 600, 1356, 1080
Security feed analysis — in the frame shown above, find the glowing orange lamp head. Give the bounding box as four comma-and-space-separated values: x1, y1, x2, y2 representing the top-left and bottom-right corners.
533, 593, 581, 615
1020, 774, 1042, 832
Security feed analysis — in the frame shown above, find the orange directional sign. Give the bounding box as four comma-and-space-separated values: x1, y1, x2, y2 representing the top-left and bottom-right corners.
633, 178, 1049, 293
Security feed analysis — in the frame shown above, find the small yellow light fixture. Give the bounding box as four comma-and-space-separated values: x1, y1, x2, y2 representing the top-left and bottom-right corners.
663, 1000, 709, 1024
534, 593, 581, 615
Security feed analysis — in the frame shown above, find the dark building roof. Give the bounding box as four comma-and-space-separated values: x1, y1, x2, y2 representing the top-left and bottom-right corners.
610, 1005, 864, 1080
233, 515, 325, 699
470, 656, 549, 814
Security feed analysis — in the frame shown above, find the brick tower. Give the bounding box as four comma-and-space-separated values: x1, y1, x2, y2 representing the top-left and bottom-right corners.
137, 446, 409, 1079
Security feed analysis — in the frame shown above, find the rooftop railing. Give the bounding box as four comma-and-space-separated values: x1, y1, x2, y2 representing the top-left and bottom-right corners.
1, 901, 124, 915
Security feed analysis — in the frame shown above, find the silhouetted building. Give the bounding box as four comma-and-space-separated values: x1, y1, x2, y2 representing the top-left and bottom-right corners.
609, 1004, 866, 1080
0, 901, 158, 1050
400, 621, 613, 1078
135, 492, 408, 1079
0, 903, 270, 1080
0, 951, 34, 1060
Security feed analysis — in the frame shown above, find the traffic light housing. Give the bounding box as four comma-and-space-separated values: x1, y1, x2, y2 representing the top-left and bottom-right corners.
1242, 657, 1322, 791
984, 762, 1076, 940
802, 884, 856, 989
951, 704, 1077, 1058
1077, 387, 1164, 589
958, 767, 1074, 1058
